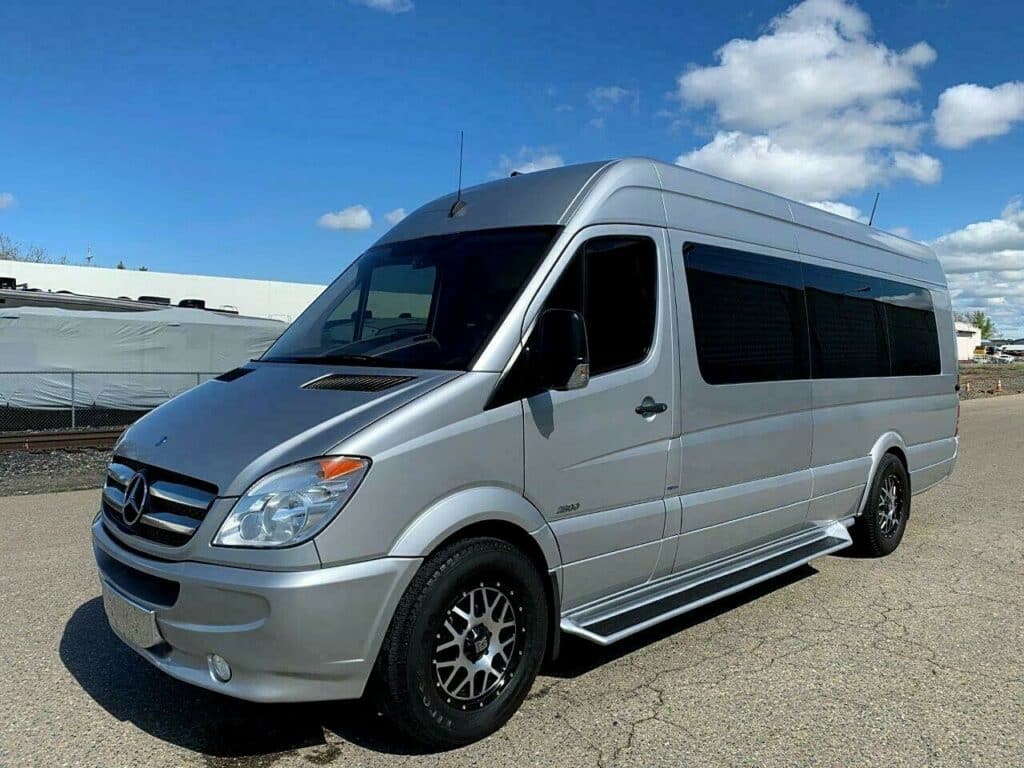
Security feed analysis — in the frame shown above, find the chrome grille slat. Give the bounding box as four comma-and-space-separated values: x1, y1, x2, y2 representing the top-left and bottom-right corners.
149, 480, 214, 511
107, 463, 134, 487
140, 510, 200, 536
103, 485, 125, 512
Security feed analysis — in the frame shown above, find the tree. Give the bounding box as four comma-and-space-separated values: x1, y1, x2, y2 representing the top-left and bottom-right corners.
0, 233, 57, 263
0, 233, 16, 261
116, 260, 126, 270
958, 310, 998, 340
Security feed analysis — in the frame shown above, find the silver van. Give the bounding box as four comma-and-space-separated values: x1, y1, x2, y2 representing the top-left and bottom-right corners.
93, 158, 959, 745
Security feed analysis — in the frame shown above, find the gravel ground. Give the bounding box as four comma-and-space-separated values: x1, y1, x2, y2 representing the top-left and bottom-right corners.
959, 362, 1024, 399
1, 396, 1021, 767
0, 448, 110, 496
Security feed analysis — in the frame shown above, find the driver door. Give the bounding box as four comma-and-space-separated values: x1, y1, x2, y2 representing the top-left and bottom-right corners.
521, 226, 677, 610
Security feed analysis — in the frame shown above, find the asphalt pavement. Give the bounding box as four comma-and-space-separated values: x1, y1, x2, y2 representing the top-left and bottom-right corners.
1, 396, 1021, 767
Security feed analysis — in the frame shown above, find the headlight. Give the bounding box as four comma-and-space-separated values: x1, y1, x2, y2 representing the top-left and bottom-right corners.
213, 457, 369, 548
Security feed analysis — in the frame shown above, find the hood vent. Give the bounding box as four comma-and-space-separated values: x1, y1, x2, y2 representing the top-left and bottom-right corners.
215, 367, 254, 382
303, 373, 416, 392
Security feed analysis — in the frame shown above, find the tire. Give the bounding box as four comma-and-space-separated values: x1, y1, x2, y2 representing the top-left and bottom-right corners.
373, 537, 549, 748
852, 452, 911, 557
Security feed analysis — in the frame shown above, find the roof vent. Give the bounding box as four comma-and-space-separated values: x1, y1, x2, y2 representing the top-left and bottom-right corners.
303, 374, 415, 393
214, 367, 254, 382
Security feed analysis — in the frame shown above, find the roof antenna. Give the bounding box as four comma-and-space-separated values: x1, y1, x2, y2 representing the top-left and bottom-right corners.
868, 192, 880, 227
448, 130, 467, 218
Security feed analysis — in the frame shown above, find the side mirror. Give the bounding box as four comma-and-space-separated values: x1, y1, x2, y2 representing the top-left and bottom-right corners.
535, 308, 590, 391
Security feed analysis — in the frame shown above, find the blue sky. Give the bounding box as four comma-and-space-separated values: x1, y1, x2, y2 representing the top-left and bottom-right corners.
2, 0, 1023, 328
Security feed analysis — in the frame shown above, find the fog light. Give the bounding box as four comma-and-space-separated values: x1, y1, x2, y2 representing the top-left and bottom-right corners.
208, 654, 232, 683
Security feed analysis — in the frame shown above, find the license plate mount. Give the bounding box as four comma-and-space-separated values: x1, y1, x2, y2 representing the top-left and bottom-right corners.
102, 582, 163, 650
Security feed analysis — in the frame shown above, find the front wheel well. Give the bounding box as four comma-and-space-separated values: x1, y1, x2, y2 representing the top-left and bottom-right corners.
431, 519, 561, 661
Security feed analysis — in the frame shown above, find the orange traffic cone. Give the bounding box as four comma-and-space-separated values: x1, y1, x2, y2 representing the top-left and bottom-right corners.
996, 378, 1003, 393
965, 381, 971, 394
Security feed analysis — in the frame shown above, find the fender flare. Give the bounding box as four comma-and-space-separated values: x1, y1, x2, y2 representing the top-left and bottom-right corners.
855, 431, 909, 516
388, 485, 563, 572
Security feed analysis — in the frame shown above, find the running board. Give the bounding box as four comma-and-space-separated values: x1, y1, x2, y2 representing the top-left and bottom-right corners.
561, 522, 853, 646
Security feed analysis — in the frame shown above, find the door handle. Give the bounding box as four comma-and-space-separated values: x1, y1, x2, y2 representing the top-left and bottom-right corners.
635, 398, 668, 417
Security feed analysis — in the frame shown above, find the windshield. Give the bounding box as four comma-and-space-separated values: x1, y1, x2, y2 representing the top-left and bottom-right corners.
263, 226, 561, 370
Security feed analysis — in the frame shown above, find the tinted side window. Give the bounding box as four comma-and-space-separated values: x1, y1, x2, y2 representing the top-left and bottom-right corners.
544, 236, 657, 376
683, 243, 809, 384
803, 267, 890, 378
586, 238, 657, 374
803, 263, 939, 377
885, 301, 940, 375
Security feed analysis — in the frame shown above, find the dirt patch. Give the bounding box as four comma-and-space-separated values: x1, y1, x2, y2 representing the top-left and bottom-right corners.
0, 448, 110, 496
958, 362, 1024, 399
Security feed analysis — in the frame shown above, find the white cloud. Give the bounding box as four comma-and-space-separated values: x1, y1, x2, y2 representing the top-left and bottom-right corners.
931, 198, 1024, 335
673, 0, 940, 200
317, 204, 373, 230
0, 193, 15, 210
932, 198, 1024, 271
933, 82, 1024, 149
351, 0, 413, 13
588, 117, 605, 130
892, 151, 941, 184
493, 147, 564, 177
384, 207, 407, 225
554, 104, 574, 113
588, 85, 638, 112
805, 200, 867, 223
678, 131, 882, 199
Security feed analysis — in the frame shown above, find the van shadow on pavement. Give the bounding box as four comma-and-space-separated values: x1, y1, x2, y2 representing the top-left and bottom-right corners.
61, 565, 816, 761
59, 598, 431, 761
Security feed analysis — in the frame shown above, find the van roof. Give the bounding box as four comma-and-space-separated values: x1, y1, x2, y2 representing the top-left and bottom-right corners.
377, 157, 943, 285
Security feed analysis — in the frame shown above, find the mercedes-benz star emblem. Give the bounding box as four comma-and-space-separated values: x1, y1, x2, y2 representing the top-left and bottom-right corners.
123, 472, 149, 526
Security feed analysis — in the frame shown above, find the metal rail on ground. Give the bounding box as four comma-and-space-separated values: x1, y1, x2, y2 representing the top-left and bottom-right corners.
0, 429, 123, 453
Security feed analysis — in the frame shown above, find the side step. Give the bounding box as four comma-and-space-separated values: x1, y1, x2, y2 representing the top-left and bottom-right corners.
561, 522, 852, 645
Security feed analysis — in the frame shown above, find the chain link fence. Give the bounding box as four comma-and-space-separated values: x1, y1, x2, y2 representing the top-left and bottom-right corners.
0, 371, 222, 433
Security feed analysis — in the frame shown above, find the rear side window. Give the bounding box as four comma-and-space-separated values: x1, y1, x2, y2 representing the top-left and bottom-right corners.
544, 236, 657, 376
886, 303, 941, 375
683, 243, 809, 384
803, 263, 940, 378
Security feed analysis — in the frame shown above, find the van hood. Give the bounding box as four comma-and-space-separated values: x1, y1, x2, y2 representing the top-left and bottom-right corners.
115, 362, 461, 496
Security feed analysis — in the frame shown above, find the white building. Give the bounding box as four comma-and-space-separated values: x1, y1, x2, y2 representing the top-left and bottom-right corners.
955, 322, 981, 361
1, 261, 325, 322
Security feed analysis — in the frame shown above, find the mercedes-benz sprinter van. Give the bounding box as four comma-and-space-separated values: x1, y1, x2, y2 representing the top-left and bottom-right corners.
93, 158, 959, 746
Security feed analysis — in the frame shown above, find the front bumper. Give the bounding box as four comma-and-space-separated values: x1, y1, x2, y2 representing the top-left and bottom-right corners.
92, 517, 421, 703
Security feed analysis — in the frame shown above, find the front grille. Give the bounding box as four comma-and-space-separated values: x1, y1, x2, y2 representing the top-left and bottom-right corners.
302, 373, 416, 392
102, 458, 217, 547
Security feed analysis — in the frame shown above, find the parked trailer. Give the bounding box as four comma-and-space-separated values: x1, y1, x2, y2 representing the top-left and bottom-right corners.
0, 306, 283, 413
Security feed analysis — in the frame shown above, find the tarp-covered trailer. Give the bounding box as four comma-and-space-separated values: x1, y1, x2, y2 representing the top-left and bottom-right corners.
0, 306, 284, 428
